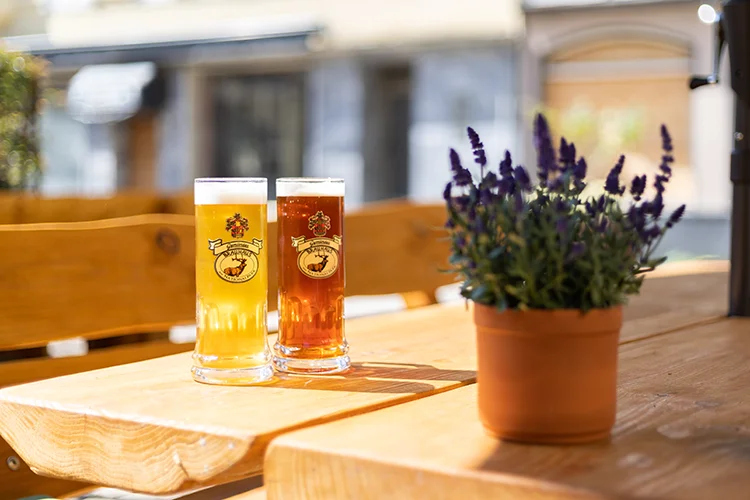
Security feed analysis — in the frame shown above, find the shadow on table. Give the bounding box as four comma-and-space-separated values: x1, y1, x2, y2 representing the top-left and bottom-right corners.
265, 361, 476, 394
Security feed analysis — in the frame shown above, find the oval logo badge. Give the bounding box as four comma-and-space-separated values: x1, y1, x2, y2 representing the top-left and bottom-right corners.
297, 245, 339, 279
215, 248, 259, 283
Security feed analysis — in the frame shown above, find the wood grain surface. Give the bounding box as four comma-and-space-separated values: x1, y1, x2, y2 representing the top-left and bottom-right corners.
265, 318, 750, 500
0, 266, 730, 497
0, 192, 166, 224
0, 214, 196, 351
0, 305, 476, 494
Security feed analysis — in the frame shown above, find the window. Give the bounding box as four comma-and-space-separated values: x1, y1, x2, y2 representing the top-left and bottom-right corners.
211, 74, 305, 199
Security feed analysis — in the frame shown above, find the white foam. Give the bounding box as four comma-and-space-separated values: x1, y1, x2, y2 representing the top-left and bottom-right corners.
276, 178, 345, 197
194, 178, 267, 205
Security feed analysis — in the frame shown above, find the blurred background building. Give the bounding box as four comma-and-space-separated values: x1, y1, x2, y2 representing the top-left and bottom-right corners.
1, 0, 523, 205
0, 0, 733, 256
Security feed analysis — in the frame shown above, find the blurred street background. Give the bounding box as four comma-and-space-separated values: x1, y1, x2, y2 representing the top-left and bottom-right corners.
0, 0, 732, 260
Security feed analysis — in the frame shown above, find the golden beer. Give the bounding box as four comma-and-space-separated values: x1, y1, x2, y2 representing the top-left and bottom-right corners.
193, 178, 272, 385
274, 178, 349, 374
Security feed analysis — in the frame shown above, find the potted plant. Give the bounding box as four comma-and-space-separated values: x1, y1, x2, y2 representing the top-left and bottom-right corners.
444, 113, 686, 444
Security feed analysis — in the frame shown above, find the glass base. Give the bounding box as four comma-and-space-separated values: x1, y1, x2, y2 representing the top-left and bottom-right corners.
191, 363, 273, 385
273, 353, 351, 375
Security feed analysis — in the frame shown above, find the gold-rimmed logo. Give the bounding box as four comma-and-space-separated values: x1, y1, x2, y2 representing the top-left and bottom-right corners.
292, 211, 341, 279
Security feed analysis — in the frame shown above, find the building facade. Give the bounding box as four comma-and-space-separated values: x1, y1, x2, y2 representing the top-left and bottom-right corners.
4, 0, 524, 207
522, 0, 732, 218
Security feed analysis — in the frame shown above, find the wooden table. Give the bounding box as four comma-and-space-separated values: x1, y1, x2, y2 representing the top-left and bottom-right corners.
0, 262, 737, 498
266, 318, 750, 499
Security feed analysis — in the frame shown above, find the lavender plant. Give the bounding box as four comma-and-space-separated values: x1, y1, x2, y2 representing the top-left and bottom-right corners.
444, 113, 686, 312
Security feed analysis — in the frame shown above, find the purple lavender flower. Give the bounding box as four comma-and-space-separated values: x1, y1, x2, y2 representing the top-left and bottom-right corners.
499, 150, 513, 177
566, 241, 586, 262
443, 183, 452, 201
646, 225, 662, 240
598, 218, 608, 233
514, 191, 524, 212
661, 125, 673, 153
514, 166, 531, 191
554, 199, 568, 213
455, 195, 471, 210
498, 176, 516, 197
445, 218, 455, 229
556, 218, 567, 235
559, 137, 576, 172
666, 204, 686, 228
604, 155, 626, 195
449, 149, 462, 172
533, 113, 557, 183
479, 187, 494, 206
454, 169, 473, 186
573, 158, 587, 180
659, 125, 675, 178
548, 176, 565, 192
659, 158, 673, 177
650, 192, 664, 219
467, 127, 487, 169
483, 171, 498, 187
630, 175, 647, 201
585, 200, 596, 217
654, 174, 669, 194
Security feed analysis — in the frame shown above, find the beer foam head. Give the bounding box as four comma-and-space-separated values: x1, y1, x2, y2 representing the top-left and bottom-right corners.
194, 178, 267, 205
276, 178, 345, 197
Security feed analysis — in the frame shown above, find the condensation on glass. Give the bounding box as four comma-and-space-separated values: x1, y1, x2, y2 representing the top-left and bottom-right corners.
193, 178, 272, 385
274, 178, 349, 374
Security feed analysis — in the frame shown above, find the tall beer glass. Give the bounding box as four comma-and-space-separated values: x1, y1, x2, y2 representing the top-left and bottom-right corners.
274, 178, 349, 374
193, 178, 272, 385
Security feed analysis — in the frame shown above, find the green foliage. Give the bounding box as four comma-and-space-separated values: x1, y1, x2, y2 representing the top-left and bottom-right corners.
0, 48, 46, 190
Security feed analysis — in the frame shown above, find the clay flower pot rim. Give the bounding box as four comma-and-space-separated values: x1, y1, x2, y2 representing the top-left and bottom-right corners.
473, 302, 623, 337
470, 301, 622, 314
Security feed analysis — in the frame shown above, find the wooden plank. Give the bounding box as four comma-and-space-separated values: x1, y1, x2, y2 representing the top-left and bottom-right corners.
0, 214, 196, 350
625, 265, 728, 323
0, 340, 194, 500
343, 203, 453, 297
0, 436, 88, 500
0, 340, 193, 388
265, 318, 750, 500
227, 488, 266, 500
10, 192, 165, 224
0, 305, 476, 494
0, 272, 730, 497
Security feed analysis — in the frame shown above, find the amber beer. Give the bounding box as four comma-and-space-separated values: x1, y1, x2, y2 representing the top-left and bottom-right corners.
274, 178, 349, 374
192, 178, 272, 385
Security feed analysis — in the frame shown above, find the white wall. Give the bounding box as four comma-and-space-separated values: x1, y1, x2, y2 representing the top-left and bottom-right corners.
409, 47, 519, 203
42, 0, 524, 51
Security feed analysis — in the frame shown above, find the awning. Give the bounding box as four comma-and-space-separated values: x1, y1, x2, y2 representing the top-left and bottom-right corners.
66, 62, 158, 124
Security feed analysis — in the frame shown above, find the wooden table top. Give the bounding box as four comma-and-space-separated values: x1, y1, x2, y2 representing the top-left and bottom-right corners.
265, 317, 750, 500
0, 262, 732, 497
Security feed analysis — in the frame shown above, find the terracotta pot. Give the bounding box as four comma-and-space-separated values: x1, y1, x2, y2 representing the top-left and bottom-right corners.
473, 303, 622, 445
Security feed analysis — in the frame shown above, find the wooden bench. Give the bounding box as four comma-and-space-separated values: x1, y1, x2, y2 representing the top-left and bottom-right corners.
0, 201, 453, 499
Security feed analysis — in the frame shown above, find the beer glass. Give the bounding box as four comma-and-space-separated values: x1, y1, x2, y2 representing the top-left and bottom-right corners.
193, 178, 272, 385
274, 178, 349, 374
